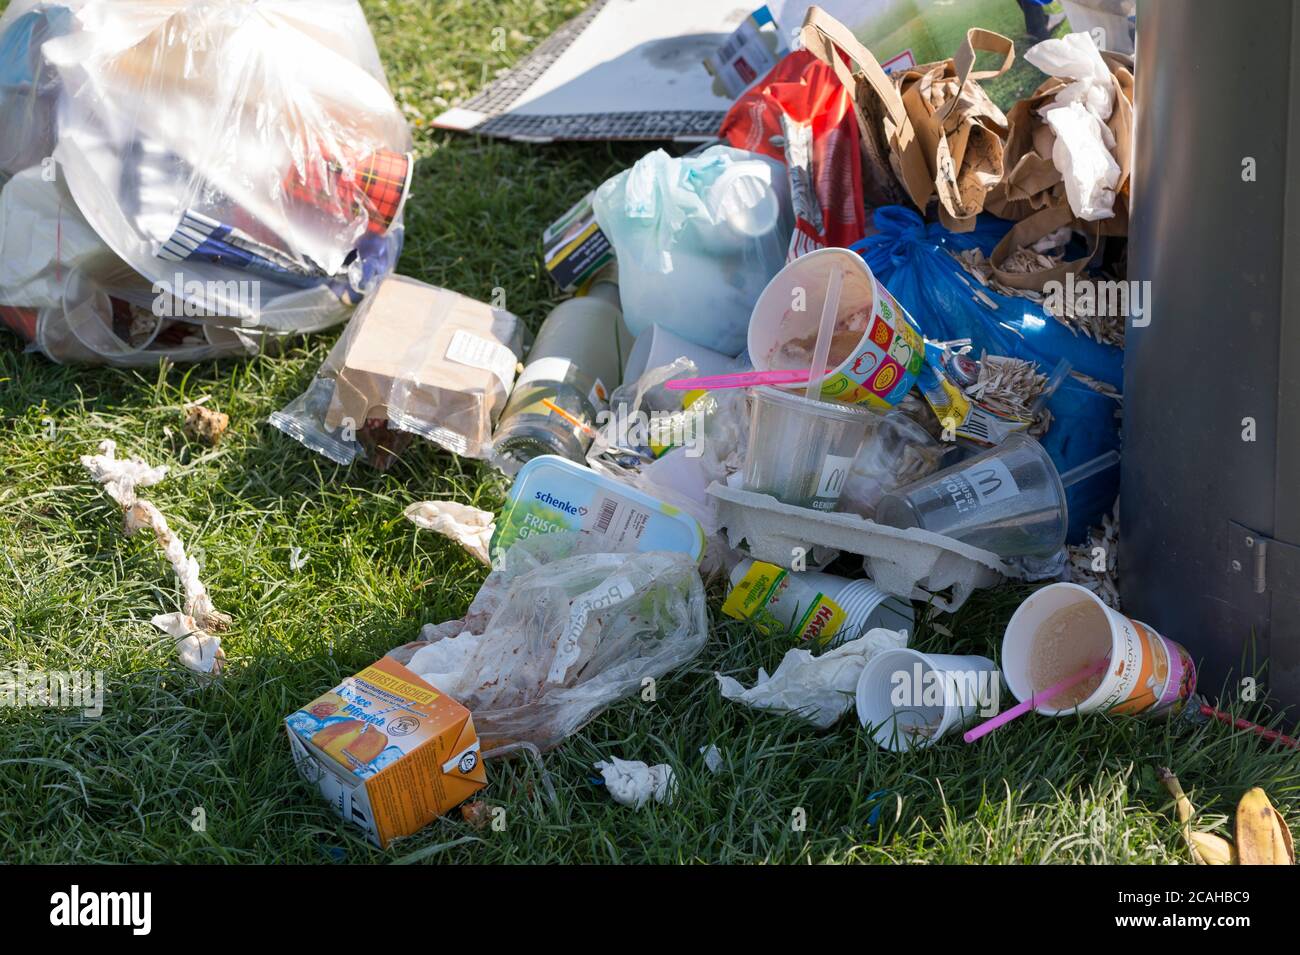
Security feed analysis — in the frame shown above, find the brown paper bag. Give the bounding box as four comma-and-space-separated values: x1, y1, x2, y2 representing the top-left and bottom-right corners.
987, 204, 1099, 292
895, 28, 1015, 232
800, 7, 1014, 232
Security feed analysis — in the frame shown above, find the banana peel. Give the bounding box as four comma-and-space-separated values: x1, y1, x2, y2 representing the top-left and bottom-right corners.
1157, 767, 1236, 865
1235, 787, 1295, 865
1188, 830, 1236, 866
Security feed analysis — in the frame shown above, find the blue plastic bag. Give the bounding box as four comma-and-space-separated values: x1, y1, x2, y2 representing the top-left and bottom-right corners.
850, 207, 1121, 542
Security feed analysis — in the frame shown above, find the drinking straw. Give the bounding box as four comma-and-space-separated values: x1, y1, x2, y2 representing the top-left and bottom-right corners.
963, 655, 1110, 743
660, 369, 811, 392
805, 265, 843, 401
541, 397, 599, 437
1059, 449, 1121, 489
1197, 701, 1300, 749
663, 368, 829, 391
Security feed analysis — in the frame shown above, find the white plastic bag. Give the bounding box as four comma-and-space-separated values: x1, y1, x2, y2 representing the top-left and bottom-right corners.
389, 536, 709, 751
593, 145, 791, 356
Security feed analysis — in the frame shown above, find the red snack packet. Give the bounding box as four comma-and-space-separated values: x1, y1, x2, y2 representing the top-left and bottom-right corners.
720, 50, 864, 258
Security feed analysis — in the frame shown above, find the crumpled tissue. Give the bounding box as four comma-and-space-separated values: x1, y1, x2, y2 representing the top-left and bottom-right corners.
716, 628, 907, 728
594, 757, 676, 808
81, 440, 227, 673
404, 499, 495, 565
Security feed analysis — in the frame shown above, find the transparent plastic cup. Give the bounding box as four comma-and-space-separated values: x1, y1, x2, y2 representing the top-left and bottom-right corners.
873, 433, 1067, 557
742, 386, 872, 511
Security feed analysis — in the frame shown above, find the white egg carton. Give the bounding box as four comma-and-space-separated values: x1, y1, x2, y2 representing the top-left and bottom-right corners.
708, 483, 1023, 613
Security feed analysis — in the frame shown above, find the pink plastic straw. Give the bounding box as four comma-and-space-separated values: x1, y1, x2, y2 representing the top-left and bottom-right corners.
963, 656, 1110, 743
664, 368, 831, 392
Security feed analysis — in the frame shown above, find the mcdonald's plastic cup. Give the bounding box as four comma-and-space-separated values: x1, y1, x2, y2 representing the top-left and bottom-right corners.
873, 433, 1067, 557
742, 386, 872, 511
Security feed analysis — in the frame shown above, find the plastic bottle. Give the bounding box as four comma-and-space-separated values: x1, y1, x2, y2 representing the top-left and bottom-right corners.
491, 266, 628, 474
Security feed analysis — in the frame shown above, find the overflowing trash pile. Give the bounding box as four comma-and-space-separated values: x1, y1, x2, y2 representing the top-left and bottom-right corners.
4, 0, 1292, 858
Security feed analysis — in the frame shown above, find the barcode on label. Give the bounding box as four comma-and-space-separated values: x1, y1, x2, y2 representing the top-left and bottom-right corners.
594, 498, 618, 533
962, 410, 992, 442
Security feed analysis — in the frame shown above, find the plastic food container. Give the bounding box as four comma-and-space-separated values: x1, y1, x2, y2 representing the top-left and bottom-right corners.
490, 454, 705, 565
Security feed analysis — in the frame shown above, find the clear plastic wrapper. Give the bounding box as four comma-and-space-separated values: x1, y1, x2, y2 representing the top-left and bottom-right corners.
588, 357, 750, 538
270, 274, 524, 469
387, 535, 709, 751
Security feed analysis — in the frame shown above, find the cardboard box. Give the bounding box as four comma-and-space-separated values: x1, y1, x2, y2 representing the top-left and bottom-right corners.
323, 275, 522, 457
285, 656, 488, 848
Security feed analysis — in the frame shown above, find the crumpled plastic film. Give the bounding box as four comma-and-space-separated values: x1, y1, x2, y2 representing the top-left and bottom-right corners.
389, 535, 709, 751
80, 439, 227, 673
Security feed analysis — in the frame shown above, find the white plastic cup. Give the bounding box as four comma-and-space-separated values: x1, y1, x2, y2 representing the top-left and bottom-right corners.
726, 558, 914, 648
856, 648, 1001, 751
743, 385, 872, 511
624, 324, 737, 383
1000, 582, 1197, 718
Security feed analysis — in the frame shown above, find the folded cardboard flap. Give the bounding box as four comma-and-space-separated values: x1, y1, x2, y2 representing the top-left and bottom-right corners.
323, 274, 521, 454
285, 655, 487, 848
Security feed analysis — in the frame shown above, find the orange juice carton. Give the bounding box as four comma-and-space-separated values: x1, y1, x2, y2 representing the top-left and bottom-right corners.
285, 656, 487, 848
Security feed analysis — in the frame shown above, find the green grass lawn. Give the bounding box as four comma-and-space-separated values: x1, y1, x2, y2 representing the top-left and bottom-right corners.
1, 0, 1298, 865
862, 0, 1072, 108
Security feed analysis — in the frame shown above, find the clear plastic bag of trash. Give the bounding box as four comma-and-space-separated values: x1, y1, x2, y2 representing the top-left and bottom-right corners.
387, 534, 709, 751
592, 145, 791, 357
270, 274, 524, 468
0, 168, 261, 366
1, 0, 411, 339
